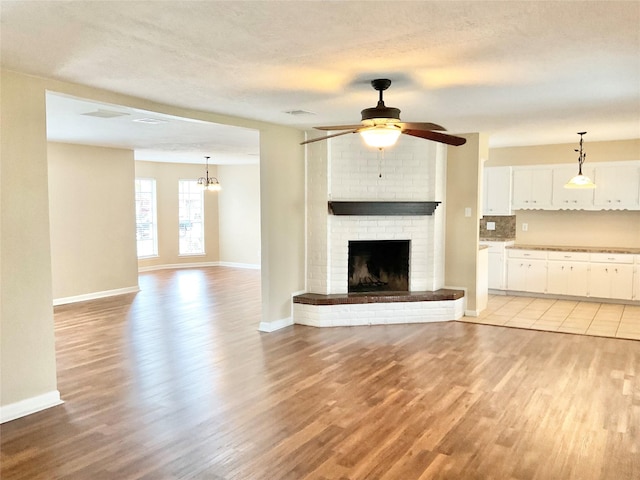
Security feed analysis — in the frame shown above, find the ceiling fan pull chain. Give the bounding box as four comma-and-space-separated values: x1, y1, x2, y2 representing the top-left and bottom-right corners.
378, 148, 385, 178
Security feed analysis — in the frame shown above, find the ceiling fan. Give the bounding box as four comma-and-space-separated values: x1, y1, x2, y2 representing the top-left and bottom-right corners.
300, 79, 467, 148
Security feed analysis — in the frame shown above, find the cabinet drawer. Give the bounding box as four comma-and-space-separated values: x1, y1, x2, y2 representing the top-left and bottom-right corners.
590, 253, 634, 264
547, 251, 590, 262
508, 249, 547, 260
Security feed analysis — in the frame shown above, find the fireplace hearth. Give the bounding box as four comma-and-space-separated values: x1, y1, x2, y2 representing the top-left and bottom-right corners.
348, 240, 410, 293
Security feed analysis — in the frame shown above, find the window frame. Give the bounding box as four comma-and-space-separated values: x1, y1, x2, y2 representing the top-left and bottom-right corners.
178, 179, 206, 256
135, 177, 158, 259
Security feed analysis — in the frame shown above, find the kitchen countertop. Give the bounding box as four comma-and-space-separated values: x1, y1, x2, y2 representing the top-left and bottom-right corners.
479, 237, 516, 242
507, 244, 640, 255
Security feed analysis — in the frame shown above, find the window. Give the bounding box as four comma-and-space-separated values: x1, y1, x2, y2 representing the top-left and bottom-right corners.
178, 180, 205, 255
135, 178, 158, 258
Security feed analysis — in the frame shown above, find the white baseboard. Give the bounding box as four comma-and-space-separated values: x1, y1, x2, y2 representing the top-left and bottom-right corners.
217, 261, 261, 270
53, 286, 140, 306
465, 310, 480, 317
1, 390, 63, 423
138, 261, 220, 272
138, 261, 261, 272
258, 317, 294, 333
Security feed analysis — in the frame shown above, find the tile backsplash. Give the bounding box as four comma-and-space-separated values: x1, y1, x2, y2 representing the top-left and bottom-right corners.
479, 215, 516, 239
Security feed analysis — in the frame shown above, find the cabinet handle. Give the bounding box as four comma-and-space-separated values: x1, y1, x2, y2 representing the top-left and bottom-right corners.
570, 266, 573, 271
573, 200, 577, 203
615, 268, 618, 273
607, 257, 615, 261
532, 200, 537, 203
561, 266, 564, 271
564, 200, 568, 203
564, 255, 571, 258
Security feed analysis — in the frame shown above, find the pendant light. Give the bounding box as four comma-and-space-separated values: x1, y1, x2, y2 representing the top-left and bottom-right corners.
564, 132, 595, 189
197, 156, 221, 191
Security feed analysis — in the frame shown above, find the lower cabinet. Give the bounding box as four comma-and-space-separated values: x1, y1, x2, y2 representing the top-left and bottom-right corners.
507, 250, 547, 293
547, 261, 589, 296
503, 249, 638, 301
546, 251, 590, 296
589, 263, 634, 300
488, 252, 505, 289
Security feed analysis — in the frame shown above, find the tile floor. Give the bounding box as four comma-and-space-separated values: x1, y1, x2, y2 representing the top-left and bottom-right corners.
462, 295, 640, 340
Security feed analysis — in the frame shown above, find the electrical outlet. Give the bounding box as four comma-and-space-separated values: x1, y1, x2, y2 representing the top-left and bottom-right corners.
486, 221, 496, 231
522, 223, 528, 232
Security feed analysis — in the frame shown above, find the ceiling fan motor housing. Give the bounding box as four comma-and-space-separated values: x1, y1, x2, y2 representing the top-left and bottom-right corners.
361, 104, 401, 124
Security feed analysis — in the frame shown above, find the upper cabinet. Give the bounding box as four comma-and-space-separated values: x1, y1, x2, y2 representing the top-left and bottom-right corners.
496, 160, 640, 212
551, 165, 595, 209
483, 166, 512, 215
593, 164, 640, 209
511, 168, 553, 210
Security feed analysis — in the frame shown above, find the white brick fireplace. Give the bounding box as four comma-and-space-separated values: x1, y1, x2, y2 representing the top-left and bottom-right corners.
294, 133, 465, 327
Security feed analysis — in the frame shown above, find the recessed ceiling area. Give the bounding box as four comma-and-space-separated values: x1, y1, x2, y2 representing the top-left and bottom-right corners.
45, 93, 260, 164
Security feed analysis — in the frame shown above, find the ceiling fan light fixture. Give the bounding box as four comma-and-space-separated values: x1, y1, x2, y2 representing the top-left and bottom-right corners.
360, 125, 402, 149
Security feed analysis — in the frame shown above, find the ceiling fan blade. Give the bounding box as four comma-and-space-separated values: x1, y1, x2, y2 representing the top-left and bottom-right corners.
402, 129, 467, 146
300, 130, 358, 145
314, 124, 363, 131
397, 122, 446, 131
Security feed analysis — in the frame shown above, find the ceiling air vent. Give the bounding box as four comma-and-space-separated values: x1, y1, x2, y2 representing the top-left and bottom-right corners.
81, 109, 130, 118
284, 109, 315, 116
133, 118, 168, 125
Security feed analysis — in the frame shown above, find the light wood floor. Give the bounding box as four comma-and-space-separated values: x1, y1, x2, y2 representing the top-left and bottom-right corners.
2, 267, 639, 479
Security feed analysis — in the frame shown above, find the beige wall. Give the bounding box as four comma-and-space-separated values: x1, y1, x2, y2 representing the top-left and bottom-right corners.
218, 164, 261, 266
1, 71, 58, 409
488, 138, 640, 167
515, 210, 640, 248
135, 161, 220, 268
1, 68, 305, 418
445, 133, 489, 312
48, 143, 139, 300
489, 138, 640, 248
259, 125, 306, 324
445, 133, 488, 314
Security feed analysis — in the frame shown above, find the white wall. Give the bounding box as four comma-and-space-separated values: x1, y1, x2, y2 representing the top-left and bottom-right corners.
48, 143, 139, 301
218, 164, 261, 267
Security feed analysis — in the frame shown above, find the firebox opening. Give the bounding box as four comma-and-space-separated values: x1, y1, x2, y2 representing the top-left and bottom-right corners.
348, 240, 410, 293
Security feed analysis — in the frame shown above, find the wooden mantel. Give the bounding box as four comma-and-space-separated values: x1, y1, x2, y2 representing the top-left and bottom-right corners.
328, 201, 441, 216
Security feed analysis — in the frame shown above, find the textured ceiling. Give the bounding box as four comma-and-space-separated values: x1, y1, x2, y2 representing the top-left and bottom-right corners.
1, 0, 639, 162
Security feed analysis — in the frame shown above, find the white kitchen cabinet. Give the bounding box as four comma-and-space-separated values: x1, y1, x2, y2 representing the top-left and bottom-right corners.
507, 250, 547, 293
481, 241, 512, 290
593, 164, 640, 209
483, 166, 512, 216
512, 168, 553, 210
546, 252, 590, 296
551, 165, 595, 209
589, 253, 634, 300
